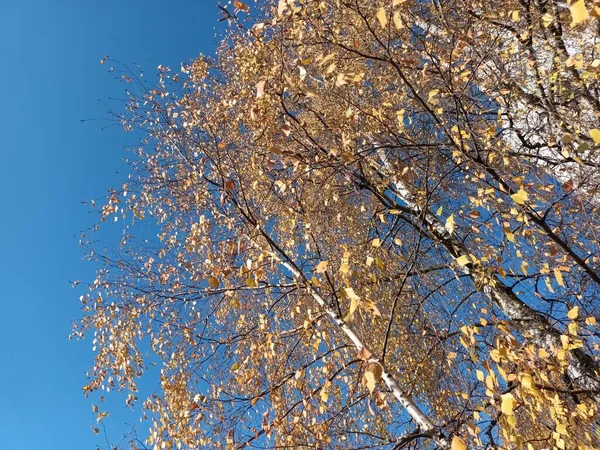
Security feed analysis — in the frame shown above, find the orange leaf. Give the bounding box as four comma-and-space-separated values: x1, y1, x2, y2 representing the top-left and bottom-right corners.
234, 0, 249, 12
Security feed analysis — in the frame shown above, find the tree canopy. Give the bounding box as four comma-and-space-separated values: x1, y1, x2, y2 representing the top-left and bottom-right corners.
76, 1, 600, 448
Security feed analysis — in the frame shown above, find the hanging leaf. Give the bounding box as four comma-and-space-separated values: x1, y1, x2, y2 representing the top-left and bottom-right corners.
234, 0, 249, 12
445, 214, 456, 235
315, 260, 329, 273
376, 7, 388, 29
568, 306, 579, 320
363, 363, 382, 393
456, 255, 471, 267
554, 268, 565, 287
570, 0, 589, 25
451, 436, 467, 450
208, 276, 220, 288
501, 394, 515, 415
358, 346, 372, 360
510, 187, 528, 205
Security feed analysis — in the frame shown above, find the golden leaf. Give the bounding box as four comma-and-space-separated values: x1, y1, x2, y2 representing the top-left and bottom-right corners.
554, 268, 565, 287
393, 11, 403, 29
364, 363, 382, 393
585, 316, 596, 326
590, 129, 600, 144
501, 393, 515, 415
570, 0, 589, 26
343, 288, 360, 322
208, 276, 220, 288
345, 287, 360, 301
339, 262, 350, 274
567, 305, 579, 320
510, 187, 528, 205
376, 7, 388, 29
315, 260, 329, 273
456, 255, 471, 267
445, 214, 455, 235
451, 436, 467, 450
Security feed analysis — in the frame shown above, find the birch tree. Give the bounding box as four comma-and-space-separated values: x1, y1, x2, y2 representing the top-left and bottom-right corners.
77, 1, 600, 448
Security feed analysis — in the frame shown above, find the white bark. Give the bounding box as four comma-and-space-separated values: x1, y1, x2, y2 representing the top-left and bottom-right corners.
376, 151, 600, 398
235, 205, 451, 448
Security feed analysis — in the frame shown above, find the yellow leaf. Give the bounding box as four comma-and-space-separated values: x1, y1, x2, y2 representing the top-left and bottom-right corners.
585, 316, 596, 326
510, 187, 528, 205
320, 389, 329, 403
364, 363, 382, 393
445, 214, 455, 235
590, 129, 600, 144
208, 276, 220, 288
456, 255, 471, 266
345, 287, 360, 301
371, 238, 381, 247
554, 268, 565, 287
568, 306, 579, 320
376, 7, 388, 29
393, 11, 403, 29
501, 393, 515, 415
339, 262, 350, 274
521, 374, 533, 389
436, 205, 443, 216
541, 12, 553, 27
231, 362, 240, 372
570, 0, 589, 26
568, 322, 578, 335
315, 260, 329, 273
451, 436, 467, 450
343, 295, 359, 323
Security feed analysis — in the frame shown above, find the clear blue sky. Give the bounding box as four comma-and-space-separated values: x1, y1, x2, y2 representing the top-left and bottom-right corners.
0, 1, 220, 448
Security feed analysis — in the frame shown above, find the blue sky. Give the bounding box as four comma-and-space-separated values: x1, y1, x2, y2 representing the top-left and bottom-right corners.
0, 1, 222, 448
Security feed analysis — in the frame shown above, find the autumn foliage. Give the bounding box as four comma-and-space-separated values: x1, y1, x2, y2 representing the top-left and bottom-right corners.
76, 0, 600, 448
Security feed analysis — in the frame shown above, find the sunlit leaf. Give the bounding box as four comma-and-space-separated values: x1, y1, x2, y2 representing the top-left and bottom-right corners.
376, 7, 388, 29
570, 0, 589, 25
